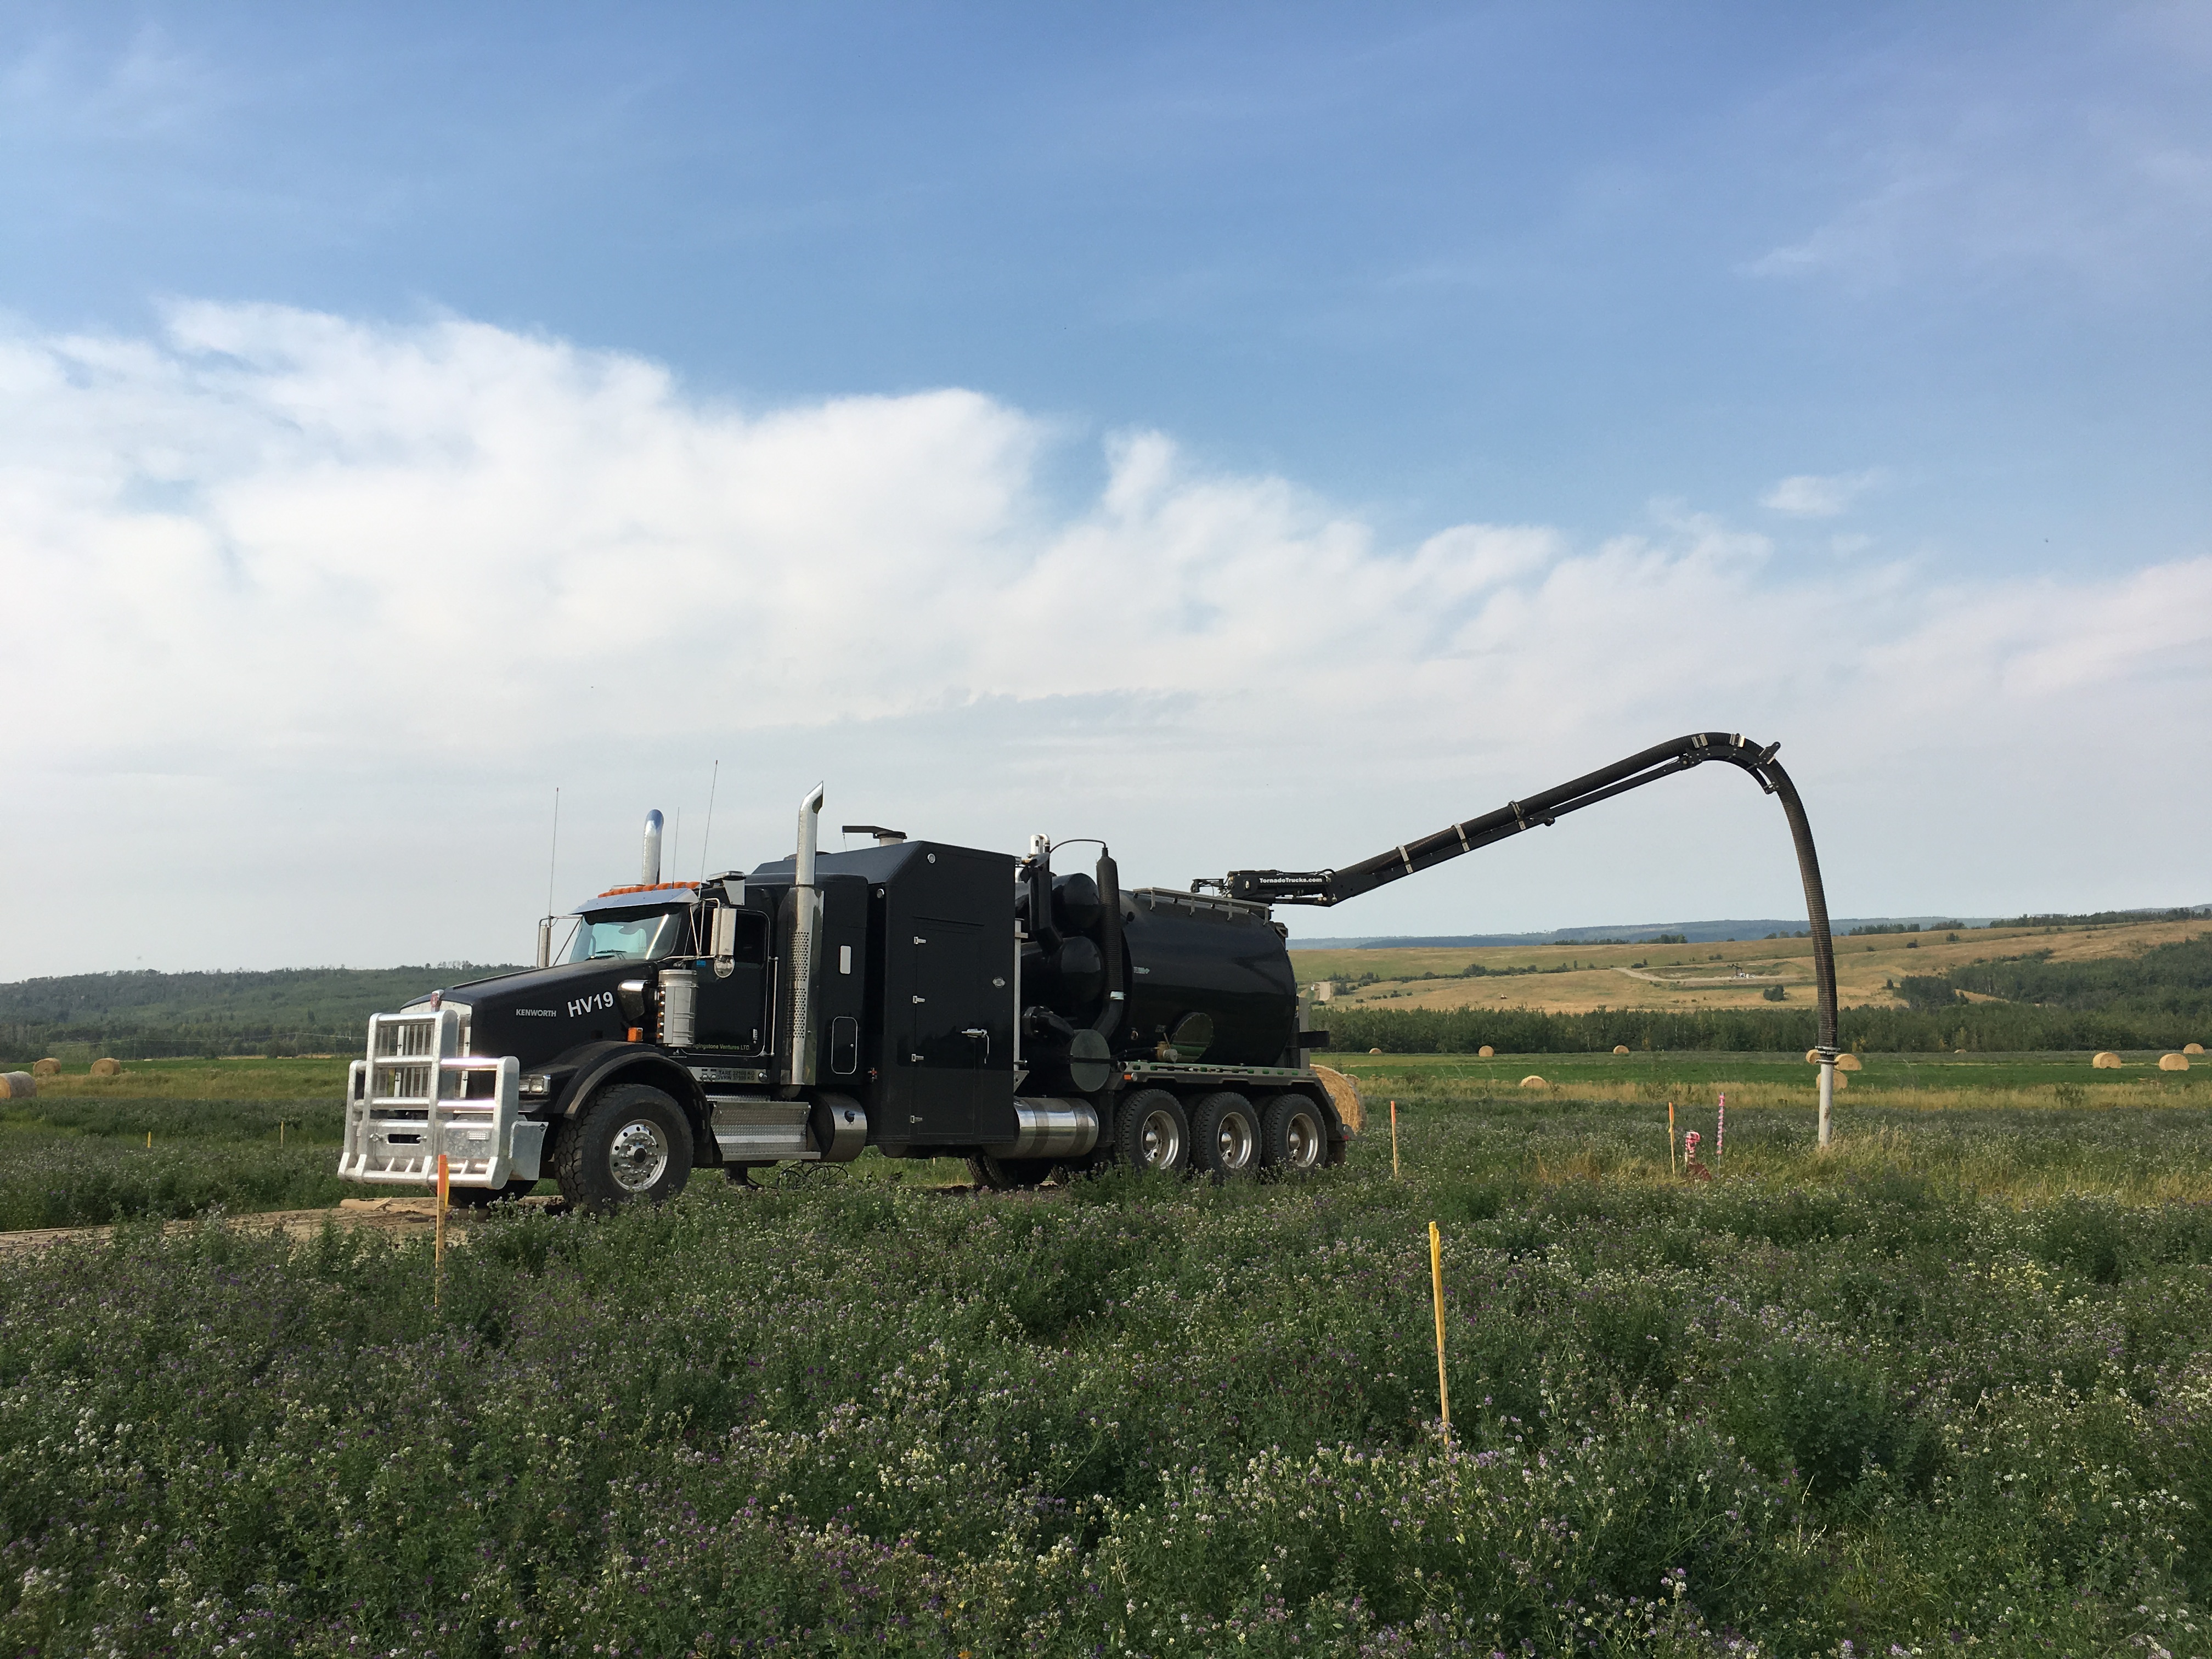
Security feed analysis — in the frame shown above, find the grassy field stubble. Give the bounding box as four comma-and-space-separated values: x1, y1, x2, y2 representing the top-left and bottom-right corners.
4, 1052, 2208, 1229
3, 1055, 2212, 1653
0, 1057, 989, 1229
1330, 1050, 2212, 1203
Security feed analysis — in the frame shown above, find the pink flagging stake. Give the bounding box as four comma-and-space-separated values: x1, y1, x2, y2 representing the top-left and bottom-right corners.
1681, 1128, 1712, 1182
1716, 1093, 1725, 1160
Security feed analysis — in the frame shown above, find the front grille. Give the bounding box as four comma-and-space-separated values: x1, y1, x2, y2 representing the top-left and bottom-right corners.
376, 1062, 432, 1101
376, 1017, 439, 1058
341, 1007, 530, 1189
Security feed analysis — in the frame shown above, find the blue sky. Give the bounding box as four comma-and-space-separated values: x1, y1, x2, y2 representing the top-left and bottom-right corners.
2, 4, 2208, 973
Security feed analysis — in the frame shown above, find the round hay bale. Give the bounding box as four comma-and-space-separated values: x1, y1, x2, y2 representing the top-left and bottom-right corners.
1519, 1074, 1547, 1088
1368, 1047, 1383, 1056
1478, 1045, 1494, 1058
2092, 1051, 2124, 1069
32, 1057, 60, 1076
1837, 1053, 1863, 1071
1311, 1064, 1365, 1133
1, 1071, 35, 1100
1612, 1044, 1630, 1055
1804, 1049, 1819, 1063
2160, 1052, 2190, 1072
2186, 1043, 2205, 1055
89, 1057, 123, 1078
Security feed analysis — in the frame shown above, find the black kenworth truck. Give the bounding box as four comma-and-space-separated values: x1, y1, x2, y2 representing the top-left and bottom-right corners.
340, 734, 1846, 1206
340, 787, 1350, 1207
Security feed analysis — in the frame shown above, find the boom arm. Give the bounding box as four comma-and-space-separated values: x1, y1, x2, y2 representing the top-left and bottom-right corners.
1214, 731, 1840, 1062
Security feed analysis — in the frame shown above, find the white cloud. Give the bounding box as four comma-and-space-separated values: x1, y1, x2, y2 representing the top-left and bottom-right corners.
1760, 470, 1883, 517
1, 303, 2207, 975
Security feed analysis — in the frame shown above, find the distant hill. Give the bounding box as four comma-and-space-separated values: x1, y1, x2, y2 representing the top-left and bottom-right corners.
1290, 904, 2210, 950
0, 965, 525, 1060
1325, 929, 2212, 1054
1933, 933, 2212, 1018
7, 899, 2207, 1060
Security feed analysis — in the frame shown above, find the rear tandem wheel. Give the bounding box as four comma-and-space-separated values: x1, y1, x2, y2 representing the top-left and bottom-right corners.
1114, 1088, 1189, 1174
1189, 1091, 1261, 1181
1260, 1092, 1328, 1175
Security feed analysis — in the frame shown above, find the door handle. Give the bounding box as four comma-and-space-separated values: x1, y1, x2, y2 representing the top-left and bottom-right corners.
961, 1027, 990, 1060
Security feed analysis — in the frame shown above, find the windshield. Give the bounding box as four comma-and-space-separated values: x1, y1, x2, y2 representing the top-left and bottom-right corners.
566, 909, 686, 963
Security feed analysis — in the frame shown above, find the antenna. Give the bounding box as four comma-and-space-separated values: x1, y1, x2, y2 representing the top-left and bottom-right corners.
545, 787, 561, 916
700, 759, 720, 880
672, 806, 682, 881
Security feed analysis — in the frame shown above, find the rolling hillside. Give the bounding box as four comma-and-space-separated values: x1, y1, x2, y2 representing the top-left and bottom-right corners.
1293, 913, 2212, 1018
0, 964, 523, 1060
5, 907, 2205, 1062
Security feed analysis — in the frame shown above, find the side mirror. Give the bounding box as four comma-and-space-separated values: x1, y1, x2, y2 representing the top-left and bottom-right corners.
710, 906, 738, 978
535, 917, 553, 970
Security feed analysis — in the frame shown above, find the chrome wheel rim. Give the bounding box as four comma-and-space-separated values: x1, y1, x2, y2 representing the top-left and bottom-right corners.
1216, 1113, 1256, 1172
1138, 1108, 1183, 1170
1283, 1110, 1321, 1170
608, 1119, 670, 1192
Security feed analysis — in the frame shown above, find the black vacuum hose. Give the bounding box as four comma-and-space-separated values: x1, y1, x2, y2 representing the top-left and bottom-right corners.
1758, 760, 1839, 1058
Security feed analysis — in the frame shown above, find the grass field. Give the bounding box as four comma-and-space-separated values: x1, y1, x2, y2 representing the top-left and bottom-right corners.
1293, 913, 2212, 1015
0, 1060, 980, 1229
4, 1056, 351, 1098
3, 1051, 2206, 1229
0, 1070, 353, 1230
4, 1059, 2212, 1655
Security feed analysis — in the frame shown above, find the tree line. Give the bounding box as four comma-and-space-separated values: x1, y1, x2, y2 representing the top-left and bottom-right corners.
0, 964, 519, 1060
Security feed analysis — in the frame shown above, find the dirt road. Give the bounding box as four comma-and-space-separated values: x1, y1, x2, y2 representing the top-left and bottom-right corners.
0, 1195, 552, 1259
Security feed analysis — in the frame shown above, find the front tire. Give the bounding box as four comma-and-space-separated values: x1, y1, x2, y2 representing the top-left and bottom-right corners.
1113, 1088, 1189, 1174
1190, 1091, 1260, 1181
554, 1083, 693, 1210
1260, 1092, 1327, 1175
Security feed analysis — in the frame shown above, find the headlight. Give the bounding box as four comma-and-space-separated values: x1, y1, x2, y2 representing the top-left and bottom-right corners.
521, 1073, 553, 1097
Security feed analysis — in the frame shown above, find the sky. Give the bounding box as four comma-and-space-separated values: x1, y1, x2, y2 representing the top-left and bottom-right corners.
2, 2, 2208, 978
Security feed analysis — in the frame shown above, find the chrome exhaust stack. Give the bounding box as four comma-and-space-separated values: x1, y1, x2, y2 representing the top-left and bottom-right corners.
641, 809, 665, 884
785, 784, 825, 1086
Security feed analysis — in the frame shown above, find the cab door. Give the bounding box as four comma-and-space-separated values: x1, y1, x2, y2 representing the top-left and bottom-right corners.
902, 917, 991, 1137
695, 910, 771, 1051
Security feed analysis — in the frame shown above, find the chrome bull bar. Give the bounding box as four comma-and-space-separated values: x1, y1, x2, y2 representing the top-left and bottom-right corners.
339, 1008, 545, 1187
